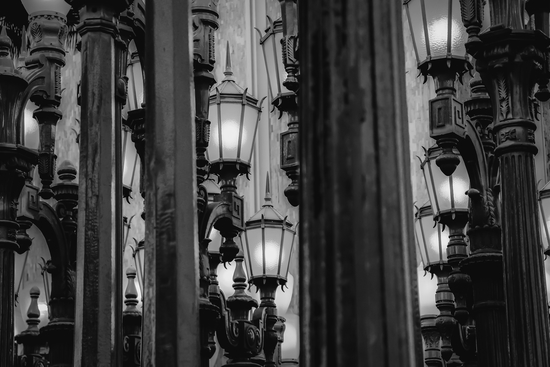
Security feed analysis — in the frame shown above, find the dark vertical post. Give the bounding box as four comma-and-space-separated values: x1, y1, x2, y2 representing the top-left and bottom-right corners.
0, 29, 37, 367
142, 0, 200, 366
299, 0, 422, 366
69, 0, 130, 365
474, 24, 550, 366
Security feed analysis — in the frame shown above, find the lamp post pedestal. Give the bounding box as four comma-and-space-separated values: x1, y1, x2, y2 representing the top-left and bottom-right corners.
474, 28, 550, 366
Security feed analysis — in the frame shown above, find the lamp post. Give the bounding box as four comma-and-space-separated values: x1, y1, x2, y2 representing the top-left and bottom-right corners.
406, 0, 550, 365
414, 203, 455, 361
67, 0, 131, 364
0, 29, 38, 367
257, 0, 300, 207
242, 180, 296, 367
460, 1, 550, 366
199, 46, 264, 366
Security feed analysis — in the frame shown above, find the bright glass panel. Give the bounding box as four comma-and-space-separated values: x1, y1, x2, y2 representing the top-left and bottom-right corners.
406, 0, 467, 62
281, 313, 300, 360
416, 264, 438, 315
415, 209, 448, 268
244, 228, 263, 278
122, 127, 139, 189
23, 101, 39, 150
22, 0, 71, 15
242, 105, 260, 163
208, 229, 223, 254
209, 102, 243, 161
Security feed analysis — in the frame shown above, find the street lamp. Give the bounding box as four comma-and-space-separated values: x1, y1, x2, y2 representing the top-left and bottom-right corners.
207, 43, 264, 180
241, 181, 296, 367
241, 185, 296, 289
204, 43, 265, 261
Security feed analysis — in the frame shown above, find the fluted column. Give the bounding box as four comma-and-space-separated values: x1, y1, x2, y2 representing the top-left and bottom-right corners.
473, 24, 550, 366
67, 0, 130, 365
142, 0, 200, 365
299, 0, 422, 366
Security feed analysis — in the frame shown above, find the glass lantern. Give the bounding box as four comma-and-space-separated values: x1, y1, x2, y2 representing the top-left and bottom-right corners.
421, 145, 469, 221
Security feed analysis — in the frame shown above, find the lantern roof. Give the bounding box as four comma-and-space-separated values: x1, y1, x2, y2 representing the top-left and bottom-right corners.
246, 175, 293, 227
210, 42, 260, 108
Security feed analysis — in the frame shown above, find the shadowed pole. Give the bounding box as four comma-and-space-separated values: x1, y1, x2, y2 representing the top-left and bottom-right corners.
141, 0, 200, 365
299, 0, 422, 366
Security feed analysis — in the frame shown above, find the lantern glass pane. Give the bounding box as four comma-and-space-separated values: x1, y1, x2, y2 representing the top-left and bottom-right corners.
22, 0, 71, 15
23, 101, 39, 150
423, 155, 469, 215
261, 31, 280, 101
279, 228, 295, 278
217, 102, 243, 160
407, 0, 467, 62
122, 128, 139, 189
539, 187, 550, 251
416, 212, 448, 268
208, 229, 223, 254
244, 227, 264, 278
405, 0, 428, 62
416, 264, 439, 315
241, 104, 260, 163
281, 313, 300, 360
128, 61, 145, 112
422, 160, 439, 213
206, 102, 220, 162
424, 0, 466, 58
261, 227, 284, 276
134, 247, 145, 291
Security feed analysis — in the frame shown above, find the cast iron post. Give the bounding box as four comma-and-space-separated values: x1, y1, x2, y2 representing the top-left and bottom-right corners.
465, 2, 550, 365
0, 28, 38, 367
66, 0, 131, 365
299, 0, 422, 366
142, 0, 200, 365
191, 1, 220, 365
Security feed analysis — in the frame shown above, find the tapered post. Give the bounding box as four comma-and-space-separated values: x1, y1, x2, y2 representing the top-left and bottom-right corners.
299, 0, 422, 366
67, 0, 130, 365
142, 0, 200, 366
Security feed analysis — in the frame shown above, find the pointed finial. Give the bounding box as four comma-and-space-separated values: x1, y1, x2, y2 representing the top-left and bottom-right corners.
224, 41, 233, 78
264, 172, 272, 203
0, 26, 12, 57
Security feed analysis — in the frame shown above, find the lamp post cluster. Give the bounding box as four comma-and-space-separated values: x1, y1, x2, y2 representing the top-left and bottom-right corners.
407, 0, 550, 366
0, 0, 302, 366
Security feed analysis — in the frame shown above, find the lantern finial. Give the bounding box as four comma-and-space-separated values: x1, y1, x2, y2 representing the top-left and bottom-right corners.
224, 40, 233, 78
265, 171, 272, 203
0, 26, 11, 55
